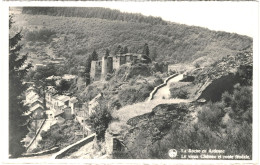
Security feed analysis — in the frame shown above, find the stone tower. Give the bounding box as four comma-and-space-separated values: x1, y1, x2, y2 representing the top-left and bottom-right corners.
101, 56, 113, 80
90, 60, 102, 82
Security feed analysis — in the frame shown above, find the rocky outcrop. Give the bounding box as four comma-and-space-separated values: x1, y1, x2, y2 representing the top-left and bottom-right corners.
188, 50, 253, 101
117, 103, 190, 159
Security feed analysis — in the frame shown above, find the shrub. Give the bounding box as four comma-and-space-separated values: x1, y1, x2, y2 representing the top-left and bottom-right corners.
194, 63, 200, 68
88, 103, 112, 140
170, 88, 189, 99
227, 85, 252, 123
197, 102, 225, 130
36, 120, 81, 151
118, 84, 153, 106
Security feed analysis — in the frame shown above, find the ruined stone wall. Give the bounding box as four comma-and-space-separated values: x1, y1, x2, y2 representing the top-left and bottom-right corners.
113, 56, 121, 70
101, 56, 113, 80
125, 55, 133, 63
107, 57, 113, 73
132, 55, 137, 63
90, 53, 142, 82
90, 61, 102, 82
120, 56, 126, 66
101, 57, 108, 80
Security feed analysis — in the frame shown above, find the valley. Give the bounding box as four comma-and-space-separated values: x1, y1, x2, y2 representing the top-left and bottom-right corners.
9, 7, 253, 159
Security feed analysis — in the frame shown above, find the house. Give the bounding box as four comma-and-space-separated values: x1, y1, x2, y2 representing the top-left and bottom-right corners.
45, 110, 55, 120
28, 98, 43, 108
75, 110, 87, 124
55, 116, 65, 124
23, 104, 45, 119
45, 86, 57, 108
25, 87, 39, 105
51, 95, 70, 111
69, 97, 78, 114
33, 64, 47, 70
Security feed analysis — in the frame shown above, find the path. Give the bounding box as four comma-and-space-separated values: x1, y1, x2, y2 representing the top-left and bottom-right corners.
114, 74, 191, 123
153, 74, 184, 100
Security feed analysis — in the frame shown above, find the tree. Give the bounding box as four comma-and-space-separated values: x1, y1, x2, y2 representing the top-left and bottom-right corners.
9, 16, 32, 158
114, 45, 122, 55
123, 46, 128, 54
150, 47, 157, 61
85, 55, 92, 86
88, 103, 112, 140
32, 63, 56, 82
142, 43, 150, 57
56, 79, 71, 94
91, 50, 98, 61
105, 49, 110, 57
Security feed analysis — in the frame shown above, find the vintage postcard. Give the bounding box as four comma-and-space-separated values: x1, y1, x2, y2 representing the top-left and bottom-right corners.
1, 1, 259, 164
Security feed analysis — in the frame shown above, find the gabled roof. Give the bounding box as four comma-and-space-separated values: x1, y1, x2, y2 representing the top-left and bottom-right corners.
30, 104, 44, 112
26, 86, 35, 92
23, 103, 44, 116
62, 107, 72, 112
26, 91, 38, 99
27, 98, 43, 106
55, 110, 64, 117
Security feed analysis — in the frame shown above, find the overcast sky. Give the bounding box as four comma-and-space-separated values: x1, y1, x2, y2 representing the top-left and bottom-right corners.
82, 1, 258, 38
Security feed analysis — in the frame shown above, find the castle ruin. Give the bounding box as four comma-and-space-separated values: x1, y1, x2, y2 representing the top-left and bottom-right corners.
90, 53, 142, 82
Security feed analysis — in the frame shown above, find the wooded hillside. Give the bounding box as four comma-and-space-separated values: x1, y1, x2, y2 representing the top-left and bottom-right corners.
19, 7, 252, 64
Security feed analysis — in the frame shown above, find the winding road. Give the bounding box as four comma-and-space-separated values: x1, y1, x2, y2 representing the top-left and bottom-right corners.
152, 74, 184, 100
113, 74, 191, 123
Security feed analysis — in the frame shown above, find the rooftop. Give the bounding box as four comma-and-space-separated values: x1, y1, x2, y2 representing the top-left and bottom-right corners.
30, 103, 44, 112
56, 95, 70, 102
62, 74, 77, 80
55, 110, 64, 117
23, 103, 44, 116
46, 75, 61, 80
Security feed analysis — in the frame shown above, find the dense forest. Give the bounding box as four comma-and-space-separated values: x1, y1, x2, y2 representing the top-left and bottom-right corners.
22, 7, 168, 26
19, 7, 252, 65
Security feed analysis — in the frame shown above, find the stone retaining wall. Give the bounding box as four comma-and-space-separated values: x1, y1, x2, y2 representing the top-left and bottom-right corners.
52, 133, 96, 159
147, 74, 178, 101
22, 147, 59, 157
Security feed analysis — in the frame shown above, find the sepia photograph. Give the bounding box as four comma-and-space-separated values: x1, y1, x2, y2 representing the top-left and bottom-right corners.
3, 1, 259, 162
